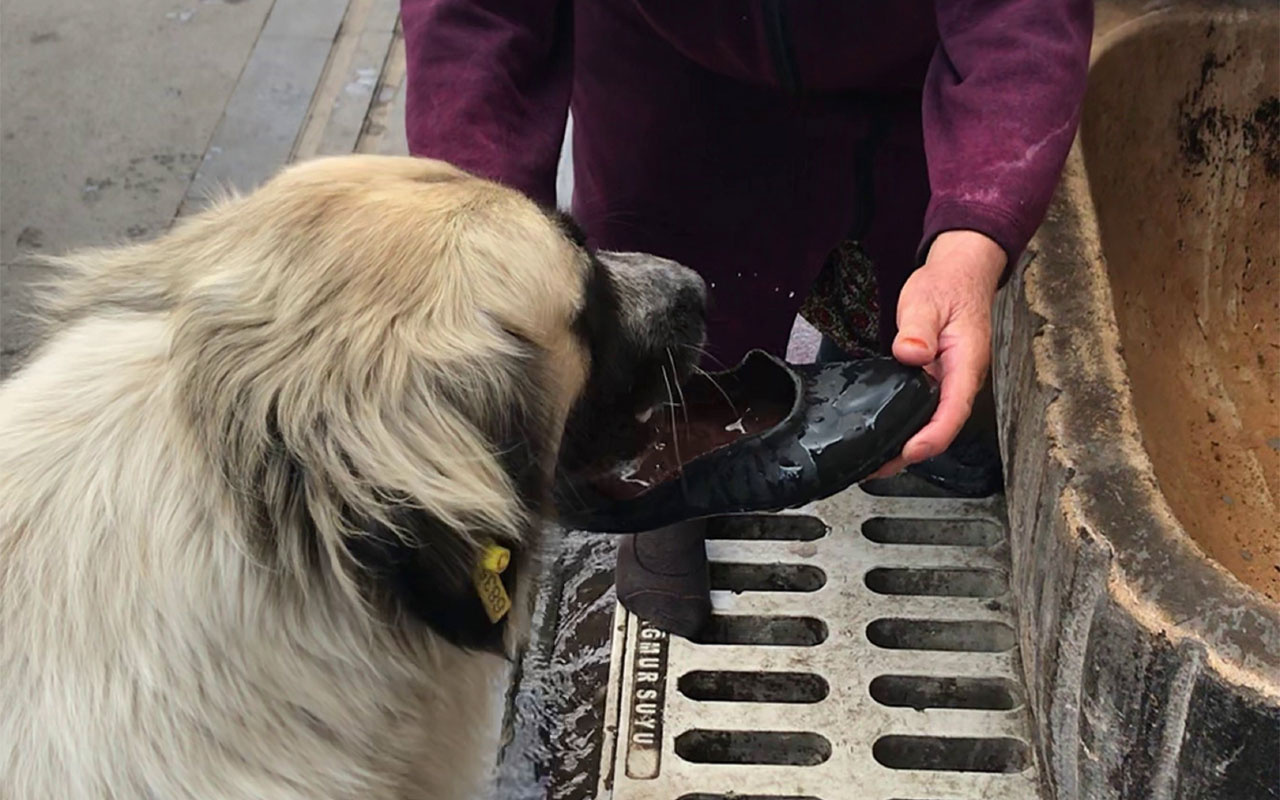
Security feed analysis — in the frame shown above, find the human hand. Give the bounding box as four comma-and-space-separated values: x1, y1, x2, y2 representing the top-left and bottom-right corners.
870, 230, 1006, 479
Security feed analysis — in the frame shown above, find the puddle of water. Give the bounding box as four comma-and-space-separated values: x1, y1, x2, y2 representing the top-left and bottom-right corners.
491, 532, 618, 800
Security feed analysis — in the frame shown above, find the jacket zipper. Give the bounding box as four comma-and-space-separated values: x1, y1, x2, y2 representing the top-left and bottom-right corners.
849, 108, 893, 241
761, 0, 801, 93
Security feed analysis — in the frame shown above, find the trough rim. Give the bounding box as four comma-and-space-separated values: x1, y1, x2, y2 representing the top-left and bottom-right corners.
1007, 3, 1279, 700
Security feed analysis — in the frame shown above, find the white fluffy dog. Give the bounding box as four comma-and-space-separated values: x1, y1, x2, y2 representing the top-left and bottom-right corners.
0, 155, 705, 799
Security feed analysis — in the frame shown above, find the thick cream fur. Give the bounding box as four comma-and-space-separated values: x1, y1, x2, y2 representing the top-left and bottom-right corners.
0, 155, 592, 799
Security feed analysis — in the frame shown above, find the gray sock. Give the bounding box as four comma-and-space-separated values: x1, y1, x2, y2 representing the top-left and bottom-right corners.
615, 519, 711, 638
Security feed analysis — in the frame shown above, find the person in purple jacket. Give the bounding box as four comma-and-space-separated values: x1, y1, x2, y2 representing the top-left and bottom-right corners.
401, 1, 1093, 637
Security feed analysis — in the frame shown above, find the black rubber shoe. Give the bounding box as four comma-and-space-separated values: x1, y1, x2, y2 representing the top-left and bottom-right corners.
559, 350, 939, 533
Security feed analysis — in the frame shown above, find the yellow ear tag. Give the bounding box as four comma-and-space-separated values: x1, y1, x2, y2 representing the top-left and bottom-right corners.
473, 541, 512, 623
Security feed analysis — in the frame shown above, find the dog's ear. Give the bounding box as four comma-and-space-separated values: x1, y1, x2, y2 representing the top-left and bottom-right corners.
344, 504, 514, 652
168, 221, 565, 641
338, 342, 556, 651
230, 334, 555, 650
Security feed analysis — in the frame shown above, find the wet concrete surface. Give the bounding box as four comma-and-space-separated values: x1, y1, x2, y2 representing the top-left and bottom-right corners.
495, 532, 619, 800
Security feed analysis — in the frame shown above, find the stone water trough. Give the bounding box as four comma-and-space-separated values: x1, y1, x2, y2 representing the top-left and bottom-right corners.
994, 3, 1279, 798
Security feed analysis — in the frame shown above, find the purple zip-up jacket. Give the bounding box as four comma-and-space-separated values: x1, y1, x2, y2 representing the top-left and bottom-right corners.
400, 0, 1092, 269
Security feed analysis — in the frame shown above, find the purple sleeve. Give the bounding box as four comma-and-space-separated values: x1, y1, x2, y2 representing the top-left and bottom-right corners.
919, 0, 1094, 270
401, 0, 571, 208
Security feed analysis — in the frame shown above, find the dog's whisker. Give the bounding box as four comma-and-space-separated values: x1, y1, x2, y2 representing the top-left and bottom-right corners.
680, 342, 728, 370
556, 471, 588, 510
660, 364, 687, 490
692, 364, 738, 416
667, 348, 691, 431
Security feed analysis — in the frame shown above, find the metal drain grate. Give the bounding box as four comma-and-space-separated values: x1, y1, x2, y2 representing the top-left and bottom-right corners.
597, 486, 1041, 800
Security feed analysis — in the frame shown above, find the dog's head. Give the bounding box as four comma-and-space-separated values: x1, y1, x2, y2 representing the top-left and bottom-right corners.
55, 155, 704, 645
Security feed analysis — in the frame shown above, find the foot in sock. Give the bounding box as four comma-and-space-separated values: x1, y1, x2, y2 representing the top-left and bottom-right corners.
615, 519, 711, 638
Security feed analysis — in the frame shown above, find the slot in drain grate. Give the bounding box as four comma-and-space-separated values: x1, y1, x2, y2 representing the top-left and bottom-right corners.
598, 486, 1041, 800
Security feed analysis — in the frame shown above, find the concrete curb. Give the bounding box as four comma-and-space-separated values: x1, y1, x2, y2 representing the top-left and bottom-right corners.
994, 147, 1279, 800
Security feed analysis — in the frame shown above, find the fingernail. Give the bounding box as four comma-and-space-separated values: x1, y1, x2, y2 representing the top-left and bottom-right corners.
900, 337, 928, 349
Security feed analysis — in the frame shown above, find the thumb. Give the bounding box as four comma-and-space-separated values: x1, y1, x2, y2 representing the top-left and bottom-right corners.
893, 282, 944, 367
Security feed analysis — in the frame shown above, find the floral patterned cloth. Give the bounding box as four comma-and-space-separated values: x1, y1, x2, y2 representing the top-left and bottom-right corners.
800, 240, 882, 359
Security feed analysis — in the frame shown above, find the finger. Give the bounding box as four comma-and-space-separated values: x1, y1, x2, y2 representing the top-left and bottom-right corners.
901, 351, 985, 464
903, 372, 980, 462
867, 453, 909, 480
892, 284, 943, 367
